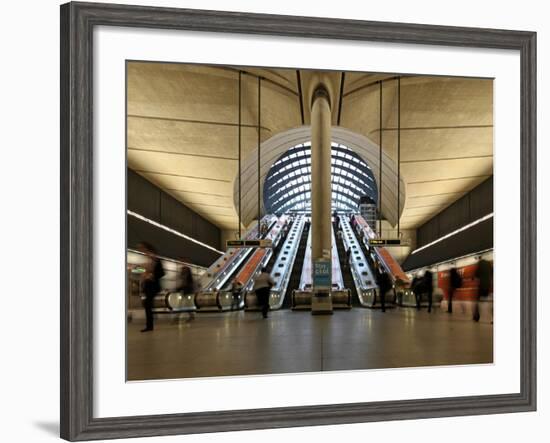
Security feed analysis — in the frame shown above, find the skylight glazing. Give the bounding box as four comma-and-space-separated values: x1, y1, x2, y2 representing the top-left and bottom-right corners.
263, 142, 378, 214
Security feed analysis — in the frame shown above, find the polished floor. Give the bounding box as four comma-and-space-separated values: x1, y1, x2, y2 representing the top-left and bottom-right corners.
127, 308, 493, 381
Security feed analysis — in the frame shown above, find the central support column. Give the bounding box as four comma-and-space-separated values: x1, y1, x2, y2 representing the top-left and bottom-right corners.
310, 84, 333, 315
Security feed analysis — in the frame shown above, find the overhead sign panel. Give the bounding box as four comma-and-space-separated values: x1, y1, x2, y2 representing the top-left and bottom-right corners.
227, 239, 273, 248
369, 239, 401, 246
227, 240, 245, 248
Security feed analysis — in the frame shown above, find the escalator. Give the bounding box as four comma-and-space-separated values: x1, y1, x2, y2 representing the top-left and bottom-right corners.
198, 214, 277, 294
351, 214, 409, 308
329, 226, 351, 309
215, 216, 288, 311
355, 228, 370, 259
266, 217, 292, 271
291, 223, 350, 310
350, 217, 376, 268
354, 215, 410, 286
283, 220, 310, 308
245, 215, 304, 311
339, 215, 379, 307
335, 223, 360, 307
195, 215, 278, 311
355, 231, 378, 275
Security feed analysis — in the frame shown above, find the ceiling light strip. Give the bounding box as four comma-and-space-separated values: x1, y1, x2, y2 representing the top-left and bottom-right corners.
411, 213, 493, 255
127, 210, 224, 255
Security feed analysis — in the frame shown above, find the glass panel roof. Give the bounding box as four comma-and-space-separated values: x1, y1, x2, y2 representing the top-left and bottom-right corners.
263, 142, 378, 214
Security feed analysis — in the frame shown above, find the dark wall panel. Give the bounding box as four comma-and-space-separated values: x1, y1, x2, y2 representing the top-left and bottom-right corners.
470, 176, 493, 220
402, 218, 493, 271
127, 169, 221, 264
420, 217, 439, 246
406, 177, 493, 270
128, 217, 220, 267
438, 195, 470, 235
416, 177, 493, 249
127, 169, 160, 221
192, 213, 206, 244
191, 213, 220, 248
159, 192, 193, 234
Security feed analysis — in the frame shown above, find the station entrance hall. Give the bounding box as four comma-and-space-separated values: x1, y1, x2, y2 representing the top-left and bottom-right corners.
126, 63, 494, 381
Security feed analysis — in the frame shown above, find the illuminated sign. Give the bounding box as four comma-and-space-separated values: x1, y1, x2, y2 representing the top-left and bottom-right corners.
227, 239, 273, 248
369, 239, 401, 246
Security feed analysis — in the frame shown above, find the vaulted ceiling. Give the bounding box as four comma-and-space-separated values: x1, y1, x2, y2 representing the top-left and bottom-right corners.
127, 62, 493, 233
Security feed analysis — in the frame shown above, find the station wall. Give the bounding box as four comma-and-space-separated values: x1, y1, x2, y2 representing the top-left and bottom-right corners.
416, 177, 493, 248
402, 177, 493, 270
127, 169, 222, 266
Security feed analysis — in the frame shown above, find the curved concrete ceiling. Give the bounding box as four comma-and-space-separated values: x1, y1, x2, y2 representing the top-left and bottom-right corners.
127, 62, 493, 233
233, 126, 406, 227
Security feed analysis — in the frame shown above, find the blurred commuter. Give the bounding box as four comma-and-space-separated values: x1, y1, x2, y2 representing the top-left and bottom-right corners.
448, 266, 462, 314
179, 265, 194, 294
345, 245, 352, 269
138, 242, 164, 332
411, 274, 423, 310
179, 265, 196, 320
423, 270, 434, 313
375, 263, 391, 313
230, 278, 243, 311
282, 222, 289, 238
253, 267, 275, 319
333, 211, 340, 230
473, 257, 492, 322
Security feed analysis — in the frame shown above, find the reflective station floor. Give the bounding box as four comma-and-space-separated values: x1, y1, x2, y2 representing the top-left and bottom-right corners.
127, 308, 493, 381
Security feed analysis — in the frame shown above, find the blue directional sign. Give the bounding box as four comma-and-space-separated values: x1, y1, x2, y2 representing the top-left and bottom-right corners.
313, 259, 331, 289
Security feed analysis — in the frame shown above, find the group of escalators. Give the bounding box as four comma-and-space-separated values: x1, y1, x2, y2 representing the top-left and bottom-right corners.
153, 212, 409, 315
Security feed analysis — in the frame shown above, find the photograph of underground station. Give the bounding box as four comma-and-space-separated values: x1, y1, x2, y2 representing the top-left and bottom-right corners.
126, 62, 494, 381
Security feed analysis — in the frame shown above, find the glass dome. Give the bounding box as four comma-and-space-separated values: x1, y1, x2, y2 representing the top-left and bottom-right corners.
263, 142, 378, 214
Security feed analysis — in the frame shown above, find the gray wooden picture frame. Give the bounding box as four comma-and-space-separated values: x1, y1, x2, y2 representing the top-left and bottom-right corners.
60, 1, 537, 441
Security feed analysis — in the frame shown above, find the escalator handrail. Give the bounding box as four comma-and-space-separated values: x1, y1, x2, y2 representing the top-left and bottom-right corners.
354, 215, 410, 286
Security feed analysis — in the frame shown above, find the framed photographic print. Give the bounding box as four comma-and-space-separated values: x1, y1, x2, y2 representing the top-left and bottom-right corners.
60, 1, 536, 441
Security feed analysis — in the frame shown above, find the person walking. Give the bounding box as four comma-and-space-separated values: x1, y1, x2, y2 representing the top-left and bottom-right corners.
375, 264, 391, 313
423, 270, 434, 313
230, 277, 243, 311
473, 257, 492, 322
138, 242, 164, 332
253, 267, 275, 318
179, 265, 196, 320
260, 221, 268, 237
179, 265, 194, 295
448, 266, 462, 313
411, 274, 423, 310
282, 222, 289, 239
345, 245, 352, 270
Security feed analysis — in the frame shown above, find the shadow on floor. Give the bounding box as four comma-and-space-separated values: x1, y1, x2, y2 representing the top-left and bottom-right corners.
33, 421, 59, 437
